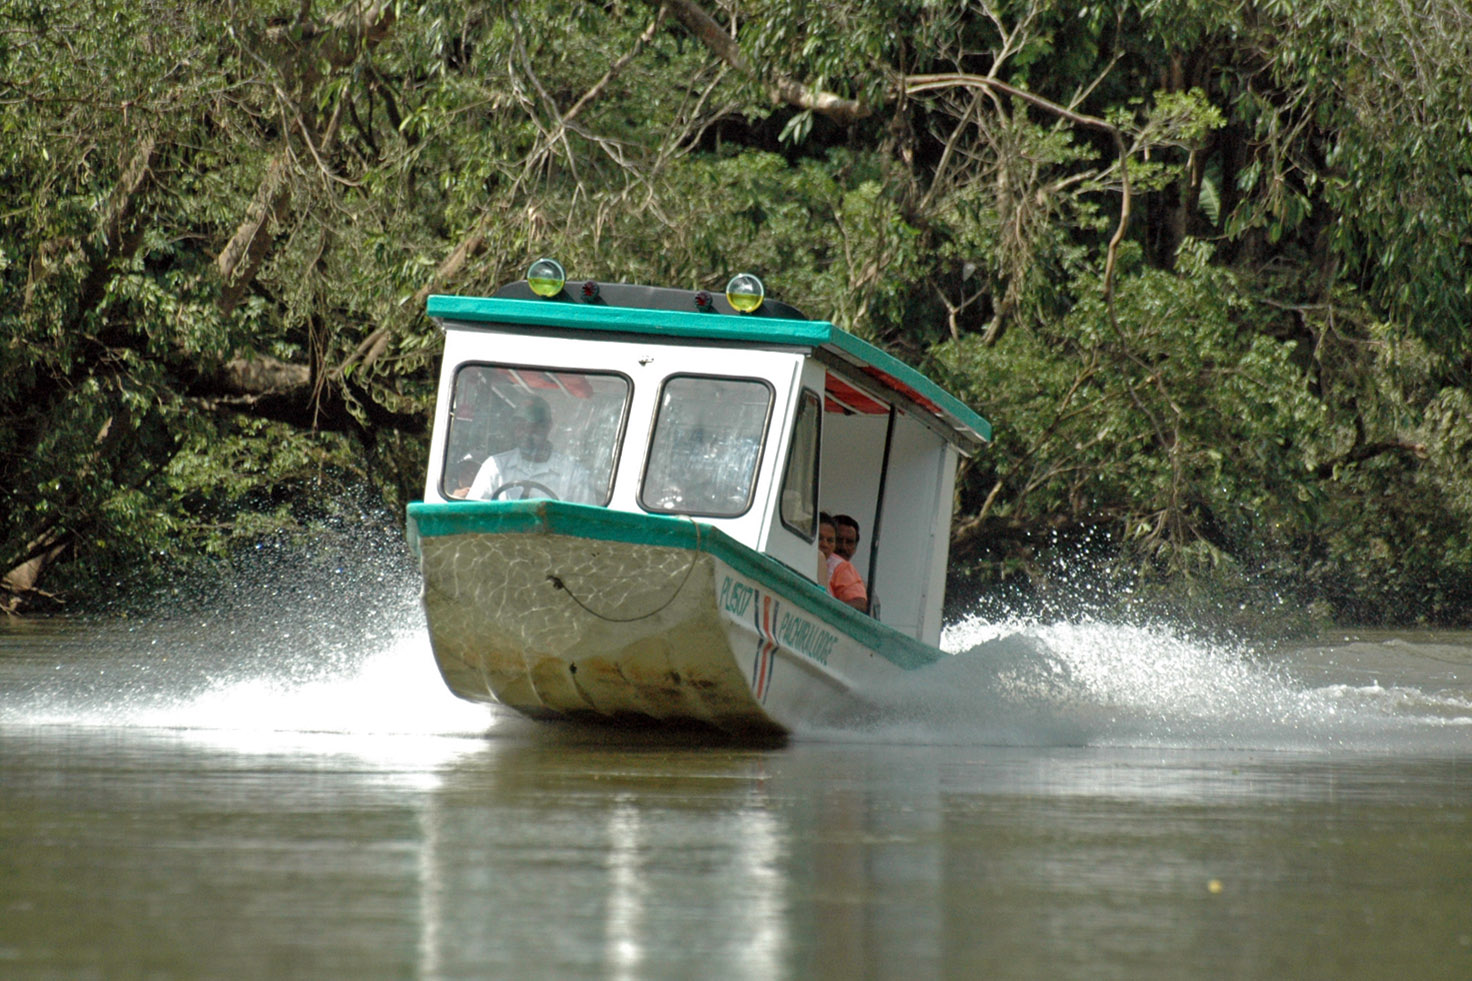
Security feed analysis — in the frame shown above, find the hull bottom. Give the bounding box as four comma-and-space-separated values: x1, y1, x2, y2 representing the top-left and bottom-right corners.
419, 530, 783, 735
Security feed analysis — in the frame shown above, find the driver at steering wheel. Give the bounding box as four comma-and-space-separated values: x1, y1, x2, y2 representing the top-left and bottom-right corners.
465, 396, 596, 503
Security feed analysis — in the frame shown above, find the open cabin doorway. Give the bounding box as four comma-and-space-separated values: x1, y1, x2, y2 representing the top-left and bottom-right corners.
818, 370, 958, 646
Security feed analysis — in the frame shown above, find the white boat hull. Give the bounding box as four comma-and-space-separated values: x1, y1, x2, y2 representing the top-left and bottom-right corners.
409, 501, 943, 736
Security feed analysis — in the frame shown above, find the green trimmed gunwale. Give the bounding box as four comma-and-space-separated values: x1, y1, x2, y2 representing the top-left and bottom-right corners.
426, 294, 992, 446
407, 499, 946, 671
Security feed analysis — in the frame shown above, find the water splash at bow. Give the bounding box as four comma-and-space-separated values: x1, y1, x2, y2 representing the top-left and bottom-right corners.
807, 616, 1470, 751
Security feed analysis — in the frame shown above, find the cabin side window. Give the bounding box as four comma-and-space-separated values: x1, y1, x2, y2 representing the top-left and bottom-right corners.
778, 388, 822, 540
640, 375, 772, 517
442, 364, 631, 504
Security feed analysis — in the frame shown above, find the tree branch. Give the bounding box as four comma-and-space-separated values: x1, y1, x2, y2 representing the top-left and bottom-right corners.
905, 72, 1132, 305
340, 8, 668, 379
217, 152, 292, 314
1314, 439, 1428, 479
216, 1, 397, 314
656, 0, 872, 122
24, 134, 159, 315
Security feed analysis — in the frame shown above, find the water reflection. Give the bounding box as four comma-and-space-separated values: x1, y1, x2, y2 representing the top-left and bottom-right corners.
405, 737, 1470, 979
3, 715, 1470, 978
2, 613, 1469, 979
414, 740, 789, 978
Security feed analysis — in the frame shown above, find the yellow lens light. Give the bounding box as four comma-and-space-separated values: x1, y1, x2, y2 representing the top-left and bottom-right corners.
725, 273, 765, 313
526, 258, 566, 298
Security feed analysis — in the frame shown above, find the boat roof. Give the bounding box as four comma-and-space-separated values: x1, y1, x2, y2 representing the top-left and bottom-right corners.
426, 281, 992, 453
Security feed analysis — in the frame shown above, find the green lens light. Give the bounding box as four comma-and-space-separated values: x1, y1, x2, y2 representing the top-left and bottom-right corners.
725, 273, 764, 313
527, 258, 566, 298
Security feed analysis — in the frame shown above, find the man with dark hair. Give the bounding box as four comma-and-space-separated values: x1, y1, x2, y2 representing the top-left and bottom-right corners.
833, 514, 861, 562
466, 396, 595, 503
832, 513, 872, 614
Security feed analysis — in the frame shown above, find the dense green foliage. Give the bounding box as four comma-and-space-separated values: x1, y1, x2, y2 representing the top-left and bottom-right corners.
3, 0, 1469, 626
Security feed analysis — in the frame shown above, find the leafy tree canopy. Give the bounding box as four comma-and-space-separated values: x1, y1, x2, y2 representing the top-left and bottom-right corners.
3, 0, 1469, 628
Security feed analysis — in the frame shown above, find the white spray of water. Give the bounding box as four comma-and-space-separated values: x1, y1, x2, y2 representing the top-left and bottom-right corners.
128, 626, 492, 738
798, 615, 1470, 751
8, 547, 1467, 754
5, 536, 498, 755
6, 615, 498, 775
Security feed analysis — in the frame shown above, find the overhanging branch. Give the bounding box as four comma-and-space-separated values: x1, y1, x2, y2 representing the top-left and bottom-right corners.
656, 0, 872, 123
904, 72, 1132, 306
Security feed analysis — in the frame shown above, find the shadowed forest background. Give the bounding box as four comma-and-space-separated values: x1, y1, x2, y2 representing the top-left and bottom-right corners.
3, 0, 1470, 628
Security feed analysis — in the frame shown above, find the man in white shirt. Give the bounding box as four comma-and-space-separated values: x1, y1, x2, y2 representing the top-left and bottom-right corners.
465, 397, 596, 503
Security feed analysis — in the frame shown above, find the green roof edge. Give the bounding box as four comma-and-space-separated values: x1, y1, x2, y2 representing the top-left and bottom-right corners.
426, 294, 991, 446
426, 294, 830, 345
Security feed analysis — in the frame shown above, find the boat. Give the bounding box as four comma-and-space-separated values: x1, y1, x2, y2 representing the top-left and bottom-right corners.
405, 260, 992, 737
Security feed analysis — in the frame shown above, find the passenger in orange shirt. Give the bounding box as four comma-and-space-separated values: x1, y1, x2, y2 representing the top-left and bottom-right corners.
818, 512, 868, 612
833, 513, 875, 615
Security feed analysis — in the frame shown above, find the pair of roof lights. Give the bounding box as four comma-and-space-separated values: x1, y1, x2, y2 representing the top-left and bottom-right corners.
525, 258, 764, 313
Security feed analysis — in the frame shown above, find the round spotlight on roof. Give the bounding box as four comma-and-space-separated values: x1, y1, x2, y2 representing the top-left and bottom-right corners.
725, 273, 765, 313
526, 258, 566, 298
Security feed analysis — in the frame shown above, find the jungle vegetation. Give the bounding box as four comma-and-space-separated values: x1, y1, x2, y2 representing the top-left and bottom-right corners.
3, 0, 1470, 628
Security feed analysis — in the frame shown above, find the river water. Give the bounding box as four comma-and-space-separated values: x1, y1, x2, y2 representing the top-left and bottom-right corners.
1, 559, 1469, 979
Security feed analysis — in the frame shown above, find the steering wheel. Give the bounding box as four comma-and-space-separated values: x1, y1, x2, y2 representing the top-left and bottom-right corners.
489, 479, 560, 501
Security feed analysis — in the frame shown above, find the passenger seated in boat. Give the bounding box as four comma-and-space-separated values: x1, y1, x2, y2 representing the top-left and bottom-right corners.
833, 514, 861, 563
465, 396, 596, 503
833, 513, 873, 614
818, 512, 868, 612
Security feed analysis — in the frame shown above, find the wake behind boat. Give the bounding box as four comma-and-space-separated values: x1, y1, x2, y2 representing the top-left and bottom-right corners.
406, 261, 992, 736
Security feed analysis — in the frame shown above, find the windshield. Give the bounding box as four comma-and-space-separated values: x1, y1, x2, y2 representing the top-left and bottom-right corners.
442, 364, 630, 504
641, 375, 772, 517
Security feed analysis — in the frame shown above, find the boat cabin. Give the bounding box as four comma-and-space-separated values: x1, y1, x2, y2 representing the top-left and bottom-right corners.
420, 269, 991, 647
